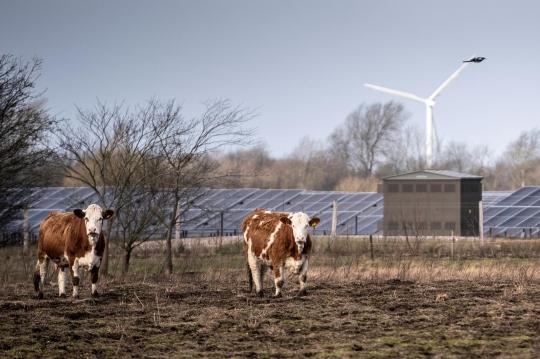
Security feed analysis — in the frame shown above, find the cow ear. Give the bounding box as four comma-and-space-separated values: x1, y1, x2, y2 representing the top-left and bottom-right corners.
280, 217, 292, 226
74, 209, 85, 218
309, 217, 320, 227
103, 210, 114, 220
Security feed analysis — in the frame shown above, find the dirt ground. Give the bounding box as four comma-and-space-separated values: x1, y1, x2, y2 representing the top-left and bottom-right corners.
2, 273, 540, 359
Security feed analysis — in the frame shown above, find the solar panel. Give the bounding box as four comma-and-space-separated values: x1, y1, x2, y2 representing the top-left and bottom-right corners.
9, 186, 540, 240
495, 187, 539, 206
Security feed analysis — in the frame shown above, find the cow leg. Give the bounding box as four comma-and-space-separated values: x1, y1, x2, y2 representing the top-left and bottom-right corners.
58, 266, 68, 298
298, 259, 309, 296
34, 258, 49, 299
90, 265, 99, 297
247, 253, 264, 297
273, 264, 285, 298
70, 263, 80, 298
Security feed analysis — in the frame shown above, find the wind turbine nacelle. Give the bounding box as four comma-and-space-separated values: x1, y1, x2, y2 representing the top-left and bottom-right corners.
424, 99, 436, 107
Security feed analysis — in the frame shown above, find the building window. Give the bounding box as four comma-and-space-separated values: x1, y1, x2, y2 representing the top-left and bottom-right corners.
402, 184, 413, 193
388, 184, 399, 193
431, 221, 442, 230
417, 221, 427, 230
388, 221, 399, 230
402, 221, 414, 230
445, 222, 456, 231
431, 184, 441, 193
416, 184, 427, 192
444, 184, 456, 193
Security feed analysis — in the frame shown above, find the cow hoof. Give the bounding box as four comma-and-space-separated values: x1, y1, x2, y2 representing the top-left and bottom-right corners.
256, 291, 263, 298
299, 289, 307, 296
274, 293, 283, 298
37, 292, 43, 300
92, 291, 99, 298
59, 293, 67, 298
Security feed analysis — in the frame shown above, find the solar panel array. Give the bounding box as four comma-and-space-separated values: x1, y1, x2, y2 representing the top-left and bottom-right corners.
482, 186, 540, 238
6, 186, 540, 239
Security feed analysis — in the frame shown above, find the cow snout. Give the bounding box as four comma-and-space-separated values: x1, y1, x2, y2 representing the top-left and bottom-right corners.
296, 237, 306, 243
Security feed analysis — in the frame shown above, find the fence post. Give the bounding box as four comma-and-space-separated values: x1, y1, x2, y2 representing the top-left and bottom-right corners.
331, 200, 338, 248
370, 234, 374, 261
479, 200, 484, 247
451, 230, 454, 261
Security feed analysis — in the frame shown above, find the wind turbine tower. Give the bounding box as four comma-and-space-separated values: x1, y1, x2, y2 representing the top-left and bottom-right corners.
365, 54, 478, 168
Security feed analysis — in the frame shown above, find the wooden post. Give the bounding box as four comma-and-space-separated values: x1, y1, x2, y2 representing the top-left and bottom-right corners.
331, 200, 338, 248
479, 200, 484, 247
451, 230, 454, 260
370, 234, 374, 261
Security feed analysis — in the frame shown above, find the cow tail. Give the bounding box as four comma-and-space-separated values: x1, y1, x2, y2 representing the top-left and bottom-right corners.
33, 269, 40, 292
246, 262, 253, 293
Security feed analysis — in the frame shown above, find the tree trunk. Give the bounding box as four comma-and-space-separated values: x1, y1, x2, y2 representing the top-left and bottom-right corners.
165, 199, 179, 275
123, 248, 131, 274
101, 220, 114, 275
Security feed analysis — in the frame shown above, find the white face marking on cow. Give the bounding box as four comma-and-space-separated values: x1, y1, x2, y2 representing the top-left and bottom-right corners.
84, 204, 104, 237
288, 213, 318, 244
73, 204, 114, 245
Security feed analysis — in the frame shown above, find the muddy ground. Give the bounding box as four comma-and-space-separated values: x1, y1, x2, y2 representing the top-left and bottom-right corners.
2, 274, 540, 358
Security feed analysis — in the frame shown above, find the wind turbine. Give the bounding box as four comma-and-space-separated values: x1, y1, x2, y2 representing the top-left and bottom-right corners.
364, 54, 479, 168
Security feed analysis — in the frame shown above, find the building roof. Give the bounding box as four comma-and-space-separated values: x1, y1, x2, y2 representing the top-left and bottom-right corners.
383, 170, 483, 181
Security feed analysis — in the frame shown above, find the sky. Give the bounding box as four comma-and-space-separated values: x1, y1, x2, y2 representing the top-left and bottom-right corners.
1, 1, 539, 161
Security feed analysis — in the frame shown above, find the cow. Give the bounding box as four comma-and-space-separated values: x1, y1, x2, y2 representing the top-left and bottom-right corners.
242, 208, 320, 297
33, 204, 114, 299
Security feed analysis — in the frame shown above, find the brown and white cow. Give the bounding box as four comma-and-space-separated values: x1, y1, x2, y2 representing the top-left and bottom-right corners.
33, 204, 114, 299
242, 208, 320, 297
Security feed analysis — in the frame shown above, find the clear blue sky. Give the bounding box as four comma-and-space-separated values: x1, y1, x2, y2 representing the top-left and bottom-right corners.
1, 1, 539, 160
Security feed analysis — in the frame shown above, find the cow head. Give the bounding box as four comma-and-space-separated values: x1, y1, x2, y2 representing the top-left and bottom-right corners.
280, 212, 320, 244
74, 204, 115, 243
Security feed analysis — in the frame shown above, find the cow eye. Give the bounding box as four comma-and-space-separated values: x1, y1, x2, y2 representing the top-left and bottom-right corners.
84, 217, 89, 221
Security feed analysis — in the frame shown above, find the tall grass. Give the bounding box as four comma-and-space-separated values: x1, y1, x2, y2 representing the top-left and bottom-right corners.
3, 235, 540, 293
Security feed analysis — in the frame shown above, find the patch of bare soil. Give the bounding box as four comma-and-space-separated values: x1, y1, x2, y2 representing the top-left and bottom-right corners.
2, 276, 540, 358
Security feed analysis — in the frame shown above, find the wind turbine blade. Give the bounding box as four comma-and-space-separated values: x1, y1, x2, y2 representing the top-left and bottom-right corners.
364, 84, 427, 104
428, 54, 475, 101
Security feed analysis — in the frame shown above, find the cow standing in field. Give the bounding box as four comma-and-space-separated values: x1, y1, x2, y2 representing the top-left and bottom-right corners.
242, 208, 320, 297
34, 204, 114, 299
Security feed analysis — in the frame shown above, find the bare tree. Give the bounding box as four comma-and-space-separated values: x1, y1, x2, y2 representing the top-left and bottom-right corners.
437, 141, 493, 176
54, 99, 179, 273
499, 129, 540, 189
215, 145, 274, 188
153, 99, 257, 274
113, 188, 170, 273
330, 101, 408, 178
377, 125, 425, 177
0, 54, 56, 232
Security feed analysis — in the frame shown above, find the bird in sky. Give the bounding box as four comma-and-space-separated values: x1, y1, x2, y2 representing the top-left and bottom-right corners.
463, 57, 486, 63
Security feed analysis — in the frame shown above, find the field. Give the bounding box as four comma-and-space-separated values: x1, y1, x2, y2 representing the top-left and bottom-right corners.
2, 236, 540, 358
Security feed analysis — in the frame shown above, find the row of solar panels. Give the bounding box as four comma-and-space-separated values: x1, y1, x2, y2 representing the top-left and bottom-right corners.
483, 187, 540, 237
6, 186, 540, 238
